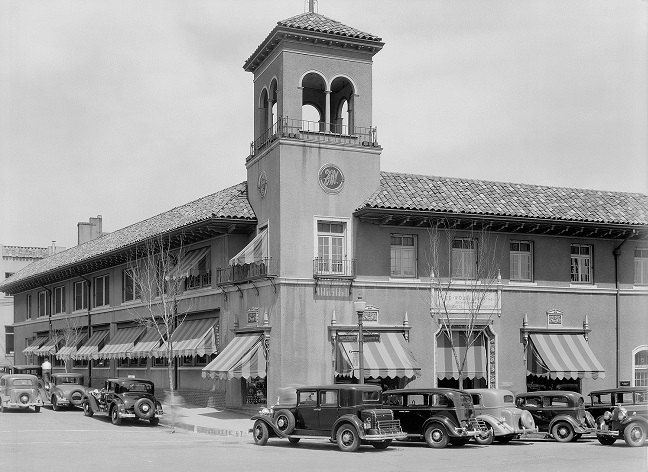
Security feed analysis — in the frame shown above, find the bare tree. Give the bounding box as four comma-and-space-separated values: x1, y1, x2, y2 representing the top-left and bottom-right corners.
58, 315, 84, 373
426, 221, 502, 389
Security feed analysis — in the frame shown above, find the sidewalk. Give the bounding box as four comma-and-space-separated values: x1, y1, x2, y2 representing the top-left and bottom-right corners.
158, 402, 255, 440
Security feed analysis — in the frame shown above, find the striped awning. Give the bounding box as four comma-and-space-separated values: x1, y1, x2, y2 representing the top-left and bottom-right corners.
75, 331, 109, 360
229, 229, 268, 265
436, 331, 487, 380
55, 334, 87, 360
166, 247, 210, 280
96, 327, 145, 360
22, 336, 48, 355
336, 332, 421, 379
33, 335, 61, 356
154, 318, 218, 358
128, 328, 162, 358
202, 334, 266, 380
528, 333, 605, 380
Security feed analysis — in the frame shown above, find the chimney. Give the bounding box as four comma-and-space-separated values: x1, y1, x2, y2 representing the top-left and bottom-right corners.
78, 215, 103, 245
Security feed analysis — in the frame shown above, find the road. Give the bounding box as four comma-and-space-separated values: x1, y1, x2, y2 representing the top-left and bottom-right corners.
1, 406, 646, 472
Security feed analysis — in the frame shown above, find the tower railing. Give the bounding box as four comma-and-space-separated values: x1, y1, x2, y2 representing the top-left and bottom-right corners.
249, 117, 378, 157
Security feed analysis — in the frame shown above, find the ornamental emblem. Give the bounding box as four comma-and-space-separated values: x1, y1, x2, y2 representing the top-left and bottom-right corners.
257, 171, 268, 198
318, 164, 344, 194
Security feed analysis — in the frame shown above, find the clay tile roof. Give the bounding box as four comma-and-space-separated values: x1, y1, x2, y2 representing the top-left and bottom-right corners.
1, 182, 255, 290
2, 246, 49, 259
358, 172, 648, 225
277, 12, 382, 41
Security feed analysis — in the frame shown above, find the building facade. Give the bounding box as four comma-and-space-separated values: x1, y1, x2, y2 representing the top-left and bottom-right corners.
1, 8, 647, 409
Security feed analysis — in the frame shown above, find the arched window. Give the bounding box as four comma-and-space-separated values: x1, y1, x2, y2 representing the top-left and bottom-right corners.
258, 88, 270, 134
634, 347, 648, 386
330, 76, 354, 135
301, 72, 326, 132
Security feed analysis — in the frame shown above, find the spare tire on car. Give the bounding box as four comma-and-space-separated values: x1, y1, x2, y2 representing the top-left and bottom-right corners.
274, 409, 296, 435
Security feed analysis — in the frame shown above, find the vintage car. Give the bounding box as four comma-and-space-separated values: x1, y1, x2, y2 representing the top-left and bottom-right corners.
587, 386, 648, 421
0, 374, 44, 412
515, 390, 596, 442
596, 395, 648, 446
382, 388, 489, 448
81, 378, 163, 426
41, 373, 87, 411
467, 388, 537, 444
251, 384, 406, 452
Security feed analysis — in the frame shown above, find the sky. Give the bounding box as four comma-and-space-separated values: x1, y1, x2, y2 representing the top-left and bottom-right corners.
1, 0, 646, 249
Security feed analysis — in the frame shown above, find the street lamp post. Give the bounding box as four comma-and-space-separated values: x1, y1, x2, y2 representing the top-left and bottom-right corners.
354, 296, 366, 384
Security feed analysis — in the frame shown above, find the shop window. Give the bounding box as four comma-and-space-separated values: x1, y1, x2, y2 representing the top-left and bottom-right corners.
54, 285, 66, 314
635, 248, 648, 286
244, 378, 267, 405
391, 234, 417, 278
122, 268, 140, 302
93, 358, 109, 368
119, 357, 146, 368
73, 281, 88, 311
93, 275, 110, 307
153, 357, 169, 367
570, 244, 592, 283
634, 349, 648, 387
179, 354, 215, 366
452, 238, 477, 279
74, 358, 88, 368
27, 294, 32, 319
38, 290, 50, 318
510, 241, 533, 282
316, 220, 347, 275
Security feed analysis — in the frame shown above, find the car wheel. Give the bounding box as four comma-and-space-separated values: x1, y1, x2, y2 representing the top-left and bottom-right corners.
83, 400, 94, 417
111, 406, 122, 425
274, 409, 295, 435
372, 439, 392, 449
424, 423, 449, 448
149, 417, 160, 426
623, 422, 647, 447
34, 406, 40, 413
252, 420, 269, 446
51, 397, 58, 411
475, 425, 494, 445
597, 434, 617, 445
288, 437, 301, 444
552, 422, 574, 442
336, 424, 360, 452
572, 433, 582, 442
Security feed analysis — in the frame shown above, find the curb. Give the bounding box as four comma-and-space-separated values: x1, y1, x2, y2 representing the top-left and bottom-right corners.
159, 419, 251, 439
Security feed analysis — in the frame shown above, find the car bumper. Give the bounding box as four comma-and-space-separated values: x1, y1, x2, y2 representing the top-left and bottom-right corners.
596, 423, 621, 438
364, 431, 408, 441
4, 399, 43, 408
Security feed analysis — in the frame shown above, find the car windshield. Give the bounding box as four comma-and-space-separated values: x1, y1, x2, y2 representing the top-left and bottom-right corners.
125, 382, 153, 394
362, 390, 381, 403
503, 394, 514, 404
12, 379, 35, 386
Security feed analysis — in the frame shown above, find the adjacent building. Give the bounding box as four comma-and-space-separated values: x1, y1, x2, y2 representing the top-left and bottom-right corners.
1, 7, 647, 409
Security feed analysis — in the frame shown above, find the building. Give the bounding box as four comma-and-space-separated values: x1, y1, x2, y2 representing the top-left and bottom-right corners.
1, 6, 647, 409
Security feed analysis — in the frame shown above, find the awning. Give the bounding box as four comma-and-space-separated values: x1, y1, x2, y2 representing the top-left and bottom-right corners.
96, 327, 145, 360
55, 334, 87, 360
33, 335, 61, 356
154, 318, 218, 358
75, 331, 109, 360
528, 333, 605, 380
128, 328, 162, 358
22, 336, 48, 355
436, 331, 487, 380
229, 229, 268, 266
166, 247, 210, 280
335, 332, 421, 379
202, 334, 266, 380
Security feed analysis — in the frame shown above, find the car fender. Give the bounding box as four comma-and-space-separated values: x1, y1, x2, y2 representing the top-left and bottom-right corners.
250, 414, 282, 438
621, 415, 648, 428
332, 414, 365, 440
475, 414, 515, 436
423, 415, 463, 437
84, 393, 100, 412
548, 415, 590, 434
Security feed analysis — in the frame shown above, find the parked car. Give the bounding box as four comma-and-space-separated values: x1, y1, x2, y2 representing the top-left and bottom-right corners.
0, 374, 44, 412
515, 391, 595, 442
81, 378, 163, 426
251, 384, 406, 452
41, 373, 87, 411
467, 388, 537, 444
587, 387, 648, 421
382, 388, 489, 448
596, 396, 648, 446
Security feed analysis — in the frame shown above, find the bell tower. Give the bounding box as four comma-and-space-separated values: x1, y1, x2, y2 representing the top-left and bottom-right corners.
243, 4, 384, 278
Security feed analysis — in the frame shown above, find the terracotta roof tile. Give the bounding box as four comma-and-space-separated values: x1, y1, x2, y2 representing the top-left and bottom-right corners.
277, 12, 381, 41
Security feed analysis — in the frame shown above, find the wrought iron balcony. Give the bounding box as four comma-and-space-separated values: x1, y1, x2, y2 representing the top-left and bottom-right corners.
249, 117, 378, 158
215, 258, 275, 285
313, 258, 356, 279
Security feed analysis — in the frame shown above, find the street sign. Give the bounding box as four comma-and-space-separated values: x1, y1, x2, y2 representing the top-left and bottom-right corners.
337, 333, 380, 343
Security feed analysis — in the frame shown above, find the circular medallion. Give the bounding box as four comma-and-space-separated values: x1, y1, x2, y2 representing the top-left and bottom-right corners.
318, 164, 344, 194
257, 171, 268, 198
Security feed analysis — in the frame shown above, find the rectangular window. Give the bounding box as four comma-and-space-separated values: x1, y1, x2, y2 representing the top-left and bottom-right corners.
38, 290, 50, 317
73, 281, 87, 311
316, 220, 347, 274
635, 248, 648, 285
93, 275, 110, 307
74, 358, 88, 368
53, 286, 65, 314
153, 357, 169, 367
122, 269, 140, 302
570, 244, 592, 283
510, 241, 533, 282
93, 358, 109, 368
391, 234, 417, 277
27, 294, 32, 320
5, 326, 13, 355
452, 238, 477, 279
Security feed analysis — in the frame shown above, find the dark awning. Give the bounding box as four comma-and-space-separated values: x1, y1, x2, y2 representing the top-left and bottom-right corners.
528, 333, 605, 380
202, 334, 266, 380
96, 327, 145, 359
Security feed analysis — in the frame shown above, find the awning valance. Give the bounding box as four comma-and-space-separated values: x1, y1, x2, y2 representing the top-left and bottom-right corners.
128, 328, 162, 358
96, 327, 145, 360
33, 335, 61, 356
436, 331, 487, 380
22, 336, 48, 355
335, 332, 421, 379
229, 229, 268, 266
202, 334, 266, 380
166, 247, 211, 280
154, 318, 218, 358
528, 333, 605, 380
75, 331, 109, 360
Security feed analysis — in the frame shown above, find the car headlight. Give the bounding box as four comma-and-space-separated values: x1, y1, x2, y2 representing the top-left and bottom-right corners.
617, 407, 627, 422
259, 407, 272, 417
364, 417, 372, 430
603, 411, 612, 421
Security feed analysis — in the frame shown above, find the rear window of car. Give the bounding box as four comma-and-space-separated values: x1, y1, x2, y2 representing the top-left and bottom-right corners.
503, 395, 514, 403
362, 390, 381, 403
12, 379, 34, 386
126, 382, 152, 394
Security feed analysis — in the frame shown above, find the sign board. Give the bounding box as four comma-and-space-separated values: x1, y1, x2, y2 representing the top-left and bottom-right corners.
337, 333, 381, 343
619, 381, 630, 387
